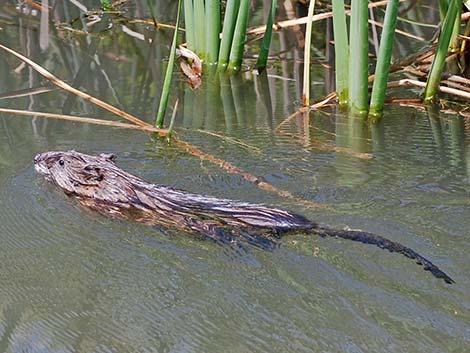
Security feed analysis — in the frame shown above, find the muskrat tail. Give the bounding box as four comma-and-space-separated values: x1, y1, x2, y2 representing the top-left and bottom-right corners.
312, 226, 455, 284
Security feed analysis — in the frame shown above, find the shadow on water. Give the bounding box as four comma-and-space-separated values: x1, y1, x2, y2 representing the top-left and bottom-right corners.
0, 1, 469, 352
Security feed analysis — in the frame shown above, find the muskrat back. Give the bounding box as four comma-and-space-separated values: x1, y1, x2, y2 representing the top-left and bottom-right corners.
34, 150, 454, 284
34, 150, 314, 231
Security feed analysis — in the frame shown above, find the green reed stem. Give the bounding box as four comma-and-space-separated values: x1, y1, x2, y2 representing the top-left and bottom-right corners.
146, 0, 158, 27
348, 0, 369, 115
193, 0, 206, 58
155, 0, 182, 128
256, 0, 277, 73
302, 0, 315, 106
205, 0, 220, 65
218, 0, 240, 70
183, 0, 195, 51
438, 0, 448, 21
424, 0, 461, 102
369, 0, 399, 116
332, 0, 349, 105
227, 0, 250, 72
167, 99, 179, 141
450, 12, 461, 51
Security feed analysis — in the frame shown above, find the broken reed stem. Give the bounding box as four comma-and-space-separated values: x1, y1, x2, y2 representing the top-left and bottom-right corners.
388, 79, 470, 100
275, 108, 307, 132
275, 92, 337, 132
0, 108, 168, 134
0, 43, 151, 128
248, 0, 406, 35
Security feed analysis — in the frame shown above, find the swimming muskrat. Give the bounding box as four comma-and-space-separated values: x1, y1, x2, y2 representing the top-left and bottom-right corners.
34, 150, 454, 284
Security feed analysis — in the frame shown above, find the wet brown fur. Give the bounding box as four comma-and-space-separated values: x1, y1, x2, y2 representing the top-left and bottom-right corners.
34, 150, 454, 284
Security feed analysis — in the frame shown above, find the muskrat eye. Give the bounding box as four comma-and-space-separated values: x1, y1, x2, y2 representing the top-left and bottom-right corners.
59, 159, 65, 166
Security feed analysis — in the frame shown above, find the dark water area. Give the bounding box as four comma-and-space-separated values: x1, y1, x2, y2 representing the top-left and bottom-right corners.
0, 1, 469, 352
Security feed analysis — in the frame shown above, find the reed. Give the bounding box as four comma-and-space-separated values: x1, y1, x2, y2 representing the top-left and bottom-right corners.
256, 0, 278, 73
450, 12, 461, 52
193, 0, 206, 57
167, 99, 179, 140
217, 0, 240, 69
205, 0, 221, 65
348, 0, 369, 115
146, 0, 158, 27
424, 0, 462, 102
155, 0, 182, 128
332, 0, 349, 106
369, 0, 399, 116
183, 0, 195, 49
183, 0, 253, 73
227, 0, 251, 72
302, 0, 316, 106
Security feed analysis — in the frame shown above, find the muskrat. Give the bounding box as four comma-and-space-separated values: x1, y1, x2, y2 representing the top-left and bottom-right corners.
34, 150, 454, 284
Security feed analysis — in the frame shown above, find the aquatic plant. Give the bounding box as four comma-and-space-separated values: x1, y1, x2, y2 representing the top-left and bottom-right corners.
183, 0, 277, 73
218, 0, 241, 69
302, 0, 316, 106
332, 0, 349, 106
256, 0, 278, 73
155, 0, 182, 128
424, 0, 463, 102
348, 0, 369, 115
369, 0, 399, 116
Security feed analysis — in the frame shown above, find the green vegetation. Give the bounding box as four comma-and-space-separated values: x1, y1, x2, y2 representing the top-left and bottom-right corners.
226, 0, 250, 72
183, 0, 251, 71
155, 0, 182, 128
369, 0, 399, 116
302, 0, 316, 106
180, 0, 469, 119
1, 0, 470, 132
332, 0, 349, 106
256, 0, 277, 73
348, 0, 369, 115
424, 0, 463, 102
218, 0, 241, 69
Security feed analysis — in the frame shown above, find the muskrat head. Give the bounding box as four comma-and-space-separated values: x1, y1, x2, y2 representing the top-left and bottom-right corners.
34, 150, 116, 195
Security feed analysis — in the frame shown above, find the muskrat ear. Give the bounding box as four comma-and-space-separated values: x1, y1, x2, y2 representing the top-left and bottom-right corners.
99, 153, 116, 162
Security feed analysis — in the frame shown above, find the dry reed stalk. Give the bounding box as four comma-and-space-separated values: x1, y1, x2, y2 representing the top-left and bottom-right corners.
275, 108, 307, 132
129, 19, 180, 30
275, 92, 337, 132
388, 79, 470, 99
0, 86, 55, 99
0, 108, 168, 134
248, 0, 405, 35
367, 18, 424, 41
0, 43, 151, 128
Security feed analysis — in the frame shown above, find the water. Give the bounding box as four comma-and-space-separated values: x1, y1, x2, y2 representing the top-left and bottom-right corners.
0, 2, 469, 352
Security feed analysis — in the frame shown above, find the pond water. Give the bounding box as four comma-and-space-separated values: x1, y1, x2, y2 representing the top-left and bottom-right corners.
0, 2, 469, 352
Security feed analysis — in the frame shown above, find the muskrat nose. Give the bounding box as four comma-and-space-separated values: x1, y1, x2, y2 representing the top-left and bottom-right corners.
34, 153, 45, 165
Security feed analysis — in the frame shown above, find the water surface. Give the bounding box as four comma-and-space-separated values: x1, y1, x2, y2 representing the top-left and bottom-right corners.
0, 2, 469, 352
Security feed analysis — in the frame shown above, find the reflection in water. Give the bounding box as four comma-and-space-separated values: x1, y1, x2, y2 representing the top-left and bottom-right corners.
0, 2, 469, 352
334, 116, 371, 187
